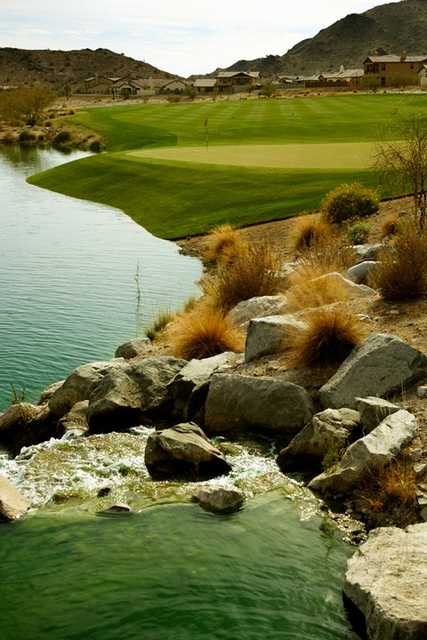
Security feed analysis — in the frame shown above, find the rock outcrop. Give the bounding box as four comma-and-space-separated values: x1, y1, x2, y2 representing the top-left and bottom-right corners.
320, 334, 427, 409
205, 373, 313, 435
145, 422, 231, 480
344, 523, 427, 640
228, 295, 288, 328
245, 314, 307, 362
0, 476, 30, 522
192, 488, 244, 514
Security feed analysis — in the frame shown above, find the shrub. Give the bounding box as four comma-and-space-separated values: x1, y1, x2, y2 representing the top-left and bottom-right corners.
288, 307, 363, 368
18, 129, 36, 143
369, 218, 427, 300
203, 224, 247, 265
321, 183, 379, 224
203, 241, 284, 311
381, 213, 400, 239
288, 216, 334, 254
53, 130, 72, 146
145, 311, 175, 342
89, 139, 103, 153
347, 221, 371, 245
168, 307, 243, 359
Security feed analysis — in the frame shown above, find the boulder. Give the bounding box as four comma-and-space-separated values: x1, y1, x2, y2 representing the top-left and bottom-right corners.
101, 503, 133, 514
114, 338, 149, 360
353, 243, 383, 263
129, 356, 187, 412
245, 314, 307, 362
0, 403, 59, 455
309, 410, 417, 495
277, 408, 360, 472
0, 476, 30, 522
193, 488, 244, 514
417, 385, 427, 399
205, 373, 313, 435
312, 272, 376, 298
344, 523, 427, 640
347, 261, 379, 285
320, 334, 427, 410
49, 359, 125, 419
355, 396, 400, 434
145, 422, 231, 480
38, 380, 65, 405
58, 400, 89, 434
228, 295, 288, 328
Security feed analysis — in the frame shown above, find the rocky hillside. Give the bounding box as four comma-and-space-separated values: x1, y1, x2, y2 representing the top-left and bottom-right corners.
226, 0, 427, 75
0, 47, 174, 88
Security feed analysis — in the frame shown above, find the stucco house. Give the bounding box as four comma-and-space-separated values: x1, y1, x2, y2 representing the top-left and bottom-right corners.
84, 76, 121, 94
193, 78, 217, 94
160, 79, 188, 94
216, 71, 260, 91
363, 53, 427, 87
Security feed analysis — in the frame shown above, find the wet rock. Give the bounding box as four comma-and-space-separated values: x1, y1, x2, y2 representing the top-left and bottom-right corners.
114, 338, 149, 360
193, 488, 244, 514
205, 373, 313, 435
0, 402, 59, 455
312, 272, 376, 298
58, 400, 89, 434
38, 380, 65, 405
320, 334, 427, 409
245, 314, 307, 362
277, 408, 360, 472
355, 396, 400, 434
101, 503, 132, 514
0, 476, 30, 522
346, 261, 379, 285
49, 359, 125, 419
344, 523, 427, 640
353, 243, 383, 263
228, 295, 288, 328
145, 422, 231, 480
309, 410, 417, 496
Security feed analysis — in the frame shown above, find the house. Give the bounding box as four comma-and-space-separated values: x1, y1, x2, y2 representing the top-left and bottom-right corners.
111, 78, 146, 98
160, 79, 188, 94
216, 71, 260, 92
419, 65, 427, 89
363, 53, 427, 87
193, 78, 217, 94
84, 76, 121, 94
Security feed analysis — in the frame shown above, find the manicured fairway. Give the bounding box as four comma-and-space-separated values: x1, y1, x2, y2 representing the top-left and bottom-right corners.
29, 94, 427, 238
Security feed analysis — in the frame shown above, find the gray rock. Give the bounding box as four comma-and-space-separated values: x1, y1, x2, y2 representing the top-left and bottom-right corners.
145, 422, 231, 480
49, 359, 125, 419
0, 403, 58, 455
193, 488, 244, 514
355, 396, 400, 433
347, 261, 379, 285
353, 243, 383, 262
205, 373, 313, 435
277, 408, 360, 472
0, 476, 30, 522
309, 410, 417, 495
312, 272, 376, 298
101, 503, 133, 514
417, 385, 427, 398
114, 338, 149, 360
58, 400, 89, 434
129, 356, 187, 412
245, 314, 307, 362
38, 380, 65, 405
228, 295, 288, 328
320, 334, 427, 409
344, 523, 427, 640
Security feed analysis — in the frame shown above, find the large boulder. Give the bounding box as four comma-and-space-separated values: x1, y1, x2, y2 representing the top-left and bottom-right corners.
145, 422, 231, 480
228, 295, 288, 328
277, 408, 360, 472
245, 314, 307, 362
312, 272, 376, 298
0, 476, 30, 522
205, 373, 313, 435
344, 523, 427, 640
114, 338, 149, 360
320, 334, 427, 409
49, 359, 125, 419
38, 379, 65, 405
347, 261, 379, 285
0, 403, 59, 455
193, 488, 244, 514
355, 396, 400, 434
353, 243, 383, 263
309, 410, 417, 495
58, 400, 89, 434
88, 357, 187, 433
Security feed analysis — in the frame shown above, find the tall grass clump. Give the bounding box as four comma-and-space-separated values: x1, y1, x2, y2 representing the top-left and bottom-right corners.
203, 241, 283, 311
288, 216, 334, 254
168, 307, 244, 359
288, 308, 363, 368
146, 311, 175, 342
203, 224, 247, 265
381, 213, 400, 239
321, 183, 379, 224
369, 218, 427, 300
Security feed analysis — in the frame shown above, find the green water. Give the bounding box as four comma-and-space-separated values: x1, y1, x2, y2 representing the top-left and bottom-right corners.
0, 496, 359, 640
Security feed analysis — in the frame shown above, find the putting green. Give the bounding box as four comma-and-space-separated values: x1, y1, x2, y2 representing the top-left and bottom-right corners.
127, 141, 379, 170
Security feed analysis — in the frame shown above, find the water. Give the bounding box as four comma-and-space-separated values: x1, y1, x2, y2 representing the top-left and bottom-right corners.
0, 496, 359, 640
0, 146, 201, 409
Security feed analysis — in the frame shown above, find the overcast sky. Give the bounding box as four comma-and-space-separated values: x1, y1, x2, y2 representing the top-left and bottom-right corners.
0, 1, 400, 76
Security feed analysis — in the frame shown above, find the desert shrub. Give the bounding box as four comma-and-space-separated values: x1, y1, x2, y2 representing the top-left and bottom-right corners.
203, 224, 247, 265
18, 129, 36, 143
203, 241, 283, 311
321, 183, 379, 224
53, 130, 72, 146
168, 307, 243, 359
369, 218, 427, 300
288, 216, 334, 254
145, 311, 175, 342
167, 95, 181, 103
356, 457, 417, 514
347, 221, 371, 245
381, 213, 400, 239
288, 307, 363, 368
89, 139, 103, 153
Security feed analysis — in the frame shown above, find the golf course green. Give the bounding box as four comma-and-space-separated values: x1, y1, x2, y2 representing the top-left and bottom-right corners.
28, 94, 426, 238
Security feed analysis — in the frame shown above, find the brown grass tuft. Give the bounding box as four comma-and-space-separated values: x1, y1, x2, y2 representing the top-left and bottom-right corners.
203, 224, 248, 265
288, 215, 334, 254
369, 217, 427, 300
380, 213, 400, 239
168, 307, 244, 360
380, 459, 417, 504
288, 307, 363, 368
145, 311, 175, 342
202, 241, 284, 311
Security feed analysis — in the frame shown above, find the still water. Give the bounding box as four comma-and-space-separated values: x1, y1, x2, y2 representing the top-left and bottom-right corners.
0, 495, 359, 640
0, 146, 201, 409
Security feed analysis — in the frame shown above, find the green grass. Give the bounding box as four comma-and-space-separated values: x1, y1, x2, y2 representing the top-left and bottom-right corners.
28, 94, 425, 238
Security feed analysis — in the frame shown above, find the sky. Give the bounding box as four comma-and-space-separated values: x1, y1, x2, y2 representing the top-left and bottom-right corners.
0, 0, 401, 76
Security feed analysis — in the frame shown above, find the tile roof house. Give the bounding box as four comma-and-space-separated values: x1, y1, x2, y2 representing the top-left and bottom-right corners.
363, 53, 427, 87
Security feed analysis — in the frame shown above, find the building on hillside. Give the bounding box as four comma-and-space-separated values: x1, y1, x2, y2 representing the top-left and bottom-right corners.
84, 76, 121, 94
363, 53, 427, 87
215, 71, 260, 92
160, 78, 188, 93
193, 78, 217, 94
111, 77, 175, 98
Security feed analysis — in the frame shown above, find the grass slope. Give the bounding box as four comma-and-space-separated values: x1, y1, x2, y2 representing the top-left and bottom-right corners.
29, 94, 423, 238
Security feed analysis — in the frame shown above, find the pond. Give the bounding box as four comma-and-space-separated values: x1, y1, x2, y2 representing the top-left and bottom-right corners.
0, 146, 201, 410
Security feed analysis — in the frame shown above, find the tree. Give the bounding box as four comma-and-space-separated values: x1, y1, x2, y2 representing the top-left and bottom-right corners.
376, 115, 427, 228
